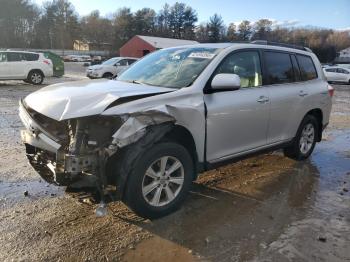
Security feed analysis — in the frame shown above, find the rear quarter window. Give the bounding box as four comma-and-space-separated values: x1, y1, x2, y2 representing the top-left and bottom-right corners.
23, 53, 39, 61
296, 55, 318, 81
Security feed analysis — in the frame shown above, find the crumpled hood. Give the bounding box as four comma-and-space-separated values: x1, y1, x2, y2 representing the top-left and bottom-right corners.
24, 79, 174, 121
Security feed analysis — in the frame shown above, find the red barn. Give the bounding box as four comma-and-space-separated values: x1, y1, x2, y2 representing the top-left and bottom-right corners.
119, 35, 199, 58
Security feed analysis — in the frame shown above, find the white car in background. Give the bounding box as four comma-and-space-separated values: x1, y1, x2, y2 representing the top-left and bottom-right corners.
323, 66, 350, 84
334, 64, 350, 70
86, 57, 138, 79
0, 51, 53, 85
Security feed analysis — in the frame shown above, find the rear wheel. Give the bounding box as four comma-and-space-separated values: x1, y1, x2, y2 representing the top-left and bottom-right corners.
284, 115, 318, 161
123, 142, 194, 219
28, 70, 44, 85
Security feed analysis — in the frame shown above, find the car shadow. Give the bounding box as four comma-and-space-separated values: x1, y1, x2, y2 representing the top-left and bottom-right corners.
111, 160, 319, 261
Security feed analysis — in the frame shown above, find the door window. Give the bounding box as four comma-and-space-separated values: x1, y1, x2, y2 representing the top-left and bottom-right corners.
325, 68, 337, 72
264, 51, 294, 84
296, 55, 317, 81
7, 52, 23, 62
117, 59, 128, 66
337, 68, 349, 74
0, 53, 7, 62
215, 51, 262, 88
127, 59, 137, 65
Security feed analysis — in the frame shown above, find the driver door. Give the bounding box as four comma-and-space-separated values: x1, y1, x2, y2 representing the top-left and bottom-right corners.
204, 50, 270, 162
115, 59, 128, 74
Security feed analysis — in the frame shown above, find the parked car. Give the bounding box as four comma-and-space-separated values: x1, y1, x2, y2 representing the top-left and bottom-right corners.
86, 57, 138, 79
19, 42, 332, 218
323, 66, 350, 84
0, 51, 53, 84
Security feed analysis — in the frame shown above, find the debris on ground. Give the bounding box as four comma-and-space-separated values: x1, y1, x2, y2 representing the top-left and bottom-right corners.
318, 236, 327, 242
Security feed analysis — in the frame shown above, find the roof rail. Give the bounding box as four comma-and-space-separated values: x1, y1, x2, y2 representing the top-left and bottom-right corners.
250, 40, 313, 52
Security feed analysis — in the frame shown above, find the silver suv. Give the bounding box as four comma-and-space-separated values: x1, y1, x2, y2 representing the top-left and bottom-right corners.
19, 42, 333, 218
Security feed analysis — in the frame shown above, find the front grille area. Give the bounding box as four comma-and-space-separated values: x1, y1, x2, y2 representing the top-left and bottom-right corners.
23, 102, 69, 143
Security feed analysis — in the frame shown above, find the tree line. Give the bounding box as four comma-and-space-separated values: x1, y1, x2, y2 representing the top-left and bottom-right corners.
1, 0, 349, 62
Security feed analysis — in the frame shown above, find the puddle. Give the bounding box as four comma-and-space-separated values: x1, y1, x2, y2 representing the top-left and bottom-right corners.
122, 130, 350, 262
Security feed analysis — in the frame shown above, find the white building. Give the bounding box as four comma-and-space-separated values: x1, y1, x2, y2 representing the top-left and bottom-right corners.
338, 47, 350, 58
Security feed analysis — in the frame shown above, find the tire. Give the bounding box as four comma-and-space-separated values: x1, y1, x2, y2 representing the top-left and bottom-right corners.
284, 114, 318, 161
123, 142, 194, 219
28, 70, 44, 85
102, 72, 113, 79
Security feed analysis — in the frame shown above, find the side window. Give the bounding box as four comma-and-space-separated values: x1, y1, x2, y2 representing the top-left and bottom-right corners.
23, 53, 39, 61
117, 59, 128, 66
0, 52, 7, 62
296, 55, 317, 81
325, 68, 335, 72
264, 51, 294, 84
337, 68, 349, 74
7, 52, 23, 62
291, 55, 301, 81
215, 51, 262, 88
127, 59, 137, 65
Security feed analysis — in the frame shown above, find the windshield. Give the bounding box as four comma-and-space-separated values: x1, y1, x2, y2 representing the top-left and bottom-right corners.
102, 58, 119, 66
118, 47, 220, 88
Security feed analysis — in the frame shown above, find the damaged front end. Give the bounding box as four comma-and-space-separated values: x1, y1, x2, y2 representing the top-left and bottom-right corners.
19, 99, 176, 188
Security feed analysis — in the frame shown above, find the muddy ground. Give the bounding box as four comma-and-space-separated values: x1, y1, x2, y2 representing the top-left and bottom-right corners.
0, 73, 349, 261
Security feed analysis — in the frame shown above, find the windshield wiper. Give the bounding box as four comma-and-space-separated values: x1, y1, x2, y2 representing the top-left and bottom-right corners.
131, 80, 144, 85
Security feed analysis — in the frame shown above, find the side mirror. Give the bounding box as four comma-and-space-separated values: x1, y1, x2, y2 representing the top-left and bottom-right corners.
211, 73, 241, 91
115, 63, 121, 66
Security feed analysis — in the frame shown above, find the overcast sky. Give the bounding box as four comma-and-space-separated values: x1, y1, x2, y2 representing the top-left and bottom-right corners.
33, 0, 350, 30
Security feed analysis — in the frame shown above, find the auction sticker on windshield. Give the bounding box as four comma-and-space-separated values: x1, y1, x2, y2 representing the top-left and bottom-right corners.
188, 52, 216, 59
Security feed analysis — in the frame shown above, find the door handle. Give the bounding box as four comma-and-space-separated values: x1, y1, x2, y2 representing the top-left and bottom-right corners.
299, 90, 308, 97
257, 96, 269, 103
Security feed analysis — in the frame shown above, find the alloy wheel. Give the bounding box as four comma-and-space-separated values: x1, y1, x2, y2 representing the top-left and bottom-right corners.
142, 156, 184, 207
31, 73, 42, 84
299, 123, 315, 154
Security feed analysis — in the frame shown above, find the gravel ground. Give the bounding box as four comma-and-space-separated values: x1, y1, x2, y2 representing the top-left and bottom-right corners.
0, 73, 349, 261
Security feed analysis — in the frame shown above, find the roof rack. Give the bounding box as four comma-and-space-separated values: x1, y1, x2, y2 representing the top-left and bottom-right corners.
250, 40, 312, 52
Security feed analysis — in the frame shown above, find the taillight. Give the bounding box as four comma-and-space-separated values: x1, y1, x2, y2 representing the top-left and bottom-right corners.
43, 60, 51, 65
328, 84, 334, 97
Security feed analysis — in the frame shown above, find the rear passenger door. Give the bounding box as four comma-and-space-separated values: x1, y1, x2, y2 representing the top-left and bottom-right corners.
337, 68, 350, 82
115, 59, 128, 74
263, 51, 308, 144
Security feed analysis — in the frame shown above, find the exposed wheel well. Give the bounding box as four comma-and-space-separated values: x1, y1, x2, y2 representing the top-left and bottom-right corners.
163, 125, 199, 178
102, 72, 113, 78
306, 109, 323, 142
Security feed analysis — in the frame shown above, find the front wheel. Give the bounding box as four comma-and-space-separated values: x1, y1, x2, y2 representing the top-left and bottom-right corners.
284, 115, 318, 161
102, 72, 113, 79
123, 142, 194, 219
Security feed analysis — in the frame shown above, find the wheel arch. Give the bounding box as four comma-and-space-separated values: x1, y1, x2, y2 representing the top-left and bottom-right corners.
27, 69, 44, 78
162, 124, 199, 179
305, 108, 323, 142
